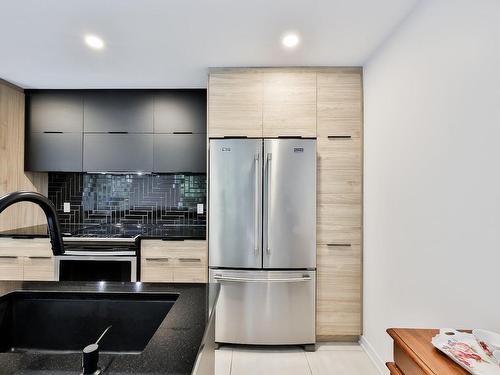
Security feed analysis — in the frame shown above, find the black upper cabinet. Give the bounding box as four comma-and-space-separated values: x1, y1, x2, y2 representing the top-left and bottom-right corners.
154, 134, 206, 173
154, 90, 206, 134
84, 92, 154, 133
83, 134, 153, 172
27, 92, 83, 133
26, 133, 83, 172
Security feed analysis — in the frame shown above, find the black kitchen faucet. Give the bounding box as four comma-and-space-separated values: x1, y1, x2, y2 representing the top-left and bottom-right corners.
0, 191, 65, 255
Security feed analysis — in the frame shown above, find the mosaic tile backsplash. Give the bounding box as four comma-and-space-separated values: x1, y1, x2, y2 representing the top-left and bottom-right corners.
48, 173, 206, 226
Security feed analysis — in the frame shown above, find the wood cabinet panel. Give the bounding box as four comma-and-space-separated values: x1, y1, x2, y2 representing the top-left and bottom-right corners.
141, 257, 174, 282
23, 256, 54, 281
0, 238, 54, 281
141, 240, 207, 283
317, 71, 362, 138
316, 244, 361, 337
208, 71, 263, 137
0, 256, 24, 280
263, 71, 316, 137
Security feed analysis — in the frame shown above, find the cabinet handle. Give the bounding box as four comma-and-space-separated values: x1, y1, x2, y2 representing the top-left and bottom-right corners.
178, 258, 201, 262
173, 131, 193, 135
108, 131, 129, 134
43, 131, 63, 134
145, 257, 170, 262
327, 135, 352, 139
326, 243, 351, 247
0, 255, 18, 259
28, 256, 51, 259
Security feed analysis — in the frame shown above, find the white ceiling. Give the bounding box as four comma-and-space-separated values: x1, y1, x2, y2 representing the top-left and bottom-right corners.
0, 0, 420, 89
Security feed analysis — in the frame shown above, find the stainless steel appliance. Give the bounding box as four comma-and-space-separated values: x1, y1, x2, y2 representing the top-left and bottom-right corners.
209, 138, 316, 346
55, 224, 142, 282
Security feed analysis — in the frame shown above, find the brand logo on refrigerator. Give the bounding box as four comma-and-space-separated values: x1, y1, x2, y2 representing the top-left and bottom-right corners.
221, 147, 231, 152
293, 147, 304, 153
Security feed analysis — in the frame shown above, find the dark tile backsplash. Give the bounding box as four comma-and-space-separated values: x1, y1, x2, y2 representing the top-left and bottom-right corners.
48, 173, 206, 226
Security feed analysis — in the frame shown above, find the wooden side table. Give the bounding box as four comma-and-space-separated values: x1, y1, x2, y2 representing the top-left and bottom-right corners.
387, 328, 471, 374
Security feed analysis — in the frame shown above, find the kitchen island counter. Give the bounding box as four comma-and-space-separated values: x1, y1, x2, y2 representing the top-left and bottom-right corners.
0, 281, 218, 375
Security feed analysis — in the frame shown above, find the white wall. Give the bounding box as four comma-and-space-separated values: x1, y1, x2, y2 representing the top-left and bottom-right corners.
363, 0, 500, 370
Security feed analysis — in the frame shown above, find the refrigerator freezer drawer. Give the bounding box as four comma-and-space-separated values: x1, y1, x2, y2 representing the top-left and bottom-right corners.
210, 269, 316, 345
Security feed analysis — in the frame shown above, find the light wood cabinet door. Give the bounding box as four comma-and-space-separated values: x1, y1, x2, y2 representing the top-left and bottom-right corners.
141, 257, 174, 282
23, 256, 55, 281
317, 244, 362, 338
317, 70, 363, 138
0, 238, 54, 281
317, 137, 362, 245
208, 71, 263, 137
0, 256, 24, 280
263, 71, 317, 137
141, 240, 207, 283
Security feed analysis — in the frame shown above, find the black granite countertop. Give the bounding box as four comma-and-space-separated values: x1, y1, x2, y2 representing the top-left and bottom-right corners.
0, 281, 218, 375
0, 224, 206, 241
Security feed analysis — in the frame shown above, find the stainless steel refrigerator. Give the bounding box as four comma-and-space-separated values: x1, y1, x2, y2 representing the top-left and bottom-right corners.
209, 138, 316, 346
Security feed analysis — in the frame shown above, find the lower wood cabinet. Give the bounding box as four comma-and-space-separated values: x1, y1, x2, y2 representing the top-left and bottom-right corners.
0, 238, 55, 281
316, 243, 362, 339
141, 240, 207, 283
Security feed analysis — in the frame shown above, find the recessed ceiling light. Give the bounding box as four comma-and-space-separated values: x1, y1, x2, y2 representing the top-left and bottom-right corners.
84, 34, 105, 50
282, 33, 300, 48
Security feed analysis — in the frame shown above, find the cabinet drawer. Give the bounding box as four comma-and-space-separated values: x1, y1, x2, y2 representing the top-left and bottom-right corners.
142, 240, 207, 259
173, 267, 207, 283
263, 71, 317, 137
141, 240, 207, 283
0, 256, 24, 281
141, 257, 173, 282
316, 244, 361, 336
317, 71, 363, 138
0, 238, 52, 257
23, 256, 55, 281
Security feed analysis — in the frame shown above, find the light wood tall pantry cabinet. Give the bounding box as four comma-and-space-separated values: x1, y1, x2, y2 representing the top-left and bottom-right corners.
207, 67, 363, 341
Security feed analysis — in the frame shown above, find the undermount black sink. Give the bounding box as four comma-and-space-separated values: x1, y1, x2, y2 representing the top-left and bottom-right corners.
0, 291, 178, 354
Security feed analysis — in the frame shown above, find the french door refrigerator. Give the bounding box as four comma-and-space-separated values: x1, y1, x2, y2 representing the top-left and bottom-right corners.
209, 138, 316, 346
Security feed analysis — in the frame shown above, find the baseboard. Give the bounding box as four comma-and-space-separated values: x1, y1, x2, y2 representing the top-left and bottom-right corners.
359, 335, 389, 375
317, 334, 359, 342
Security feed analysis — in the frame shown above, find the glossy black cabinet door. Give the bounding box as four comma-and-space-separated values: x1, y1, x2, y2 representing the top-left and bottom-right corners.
83, 134, 154, 172
84, 92, 154, 133
153, 134, 206, 173
154, 91, 206, 134
26, 133, 83, 172
27, 92, 83, 133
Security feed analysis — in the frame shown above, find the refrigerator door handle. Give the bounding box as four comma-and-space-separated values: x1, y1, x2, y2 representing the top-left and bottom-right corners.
213, 275, 312, 283
266, 152, 272, 255
254, 153, 259, 256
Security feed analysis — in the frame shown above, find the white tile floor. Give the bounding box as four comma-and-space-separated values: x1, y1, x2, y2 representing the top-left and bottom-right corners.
216, 343, 380, 375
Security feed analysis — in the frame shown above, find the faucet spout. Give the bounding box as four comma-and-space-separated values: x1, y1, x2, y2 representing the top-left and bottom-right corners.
0, 191, 64, 255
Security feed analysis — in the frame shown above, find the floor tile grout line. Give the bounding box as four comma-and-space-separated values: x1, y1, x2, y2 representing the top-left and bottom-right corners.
229, 348, 234, 375
304, 350, 314, 375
